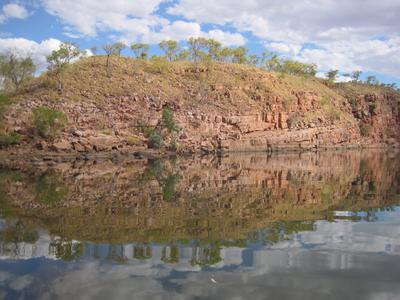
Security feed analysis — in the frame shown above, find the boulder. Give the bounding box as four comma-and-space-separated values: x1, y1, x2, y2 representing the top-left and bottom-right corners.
51, 140, 72, 152
89, 135, 117, 151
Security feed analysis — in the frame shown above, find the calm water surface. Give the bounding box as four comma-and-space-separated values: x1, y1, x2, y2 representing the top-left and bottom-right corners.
0, 151, 399, 299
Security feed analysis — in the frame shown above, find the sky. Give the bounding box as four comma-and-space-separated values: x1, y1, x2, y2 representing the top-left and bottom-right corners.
0, 0, 399, 84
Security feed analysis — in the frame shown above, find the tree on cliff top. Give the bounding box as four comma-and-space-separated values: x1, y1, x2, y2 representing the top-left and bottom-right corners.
351, 71, 362, 83
159, 40, 180, 62
47, 42, 83, 92
102, 43, 122, 77
131, 43, 149, 60
326, 69, 339, 82
0, 53, 36, 92
280, 59, 317, 76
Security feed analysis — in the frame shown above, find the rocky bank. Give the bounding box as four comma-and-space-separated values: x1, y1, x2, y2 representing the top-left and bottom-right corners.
2, 56, 400, 154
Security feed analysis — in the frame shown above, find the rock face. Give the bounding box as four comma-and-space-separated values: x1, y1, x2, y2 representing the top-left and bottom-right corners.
2, 57, 399, 153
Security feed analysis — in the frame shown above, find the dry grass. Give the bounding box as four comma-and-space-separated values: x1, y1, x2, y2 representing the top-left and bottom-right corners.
10, 56, 399, 130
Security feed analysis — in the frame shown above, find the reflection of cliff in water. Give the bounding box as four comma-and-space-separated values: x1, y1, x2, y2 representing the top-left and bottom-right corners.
0, 151, 399, 247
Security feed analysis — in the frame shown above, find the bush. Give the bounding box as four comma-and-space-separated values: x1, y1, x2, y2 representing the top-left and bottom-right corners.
0, 131, 21, 146
169, 139, 179, 152
146, 56, 171, 74
279, 59, 317, 76
360, 123, 371, 136
126, 135, 141, 146
137, 121, 155, 137
287, 113, 303, 128
148, 131, 163, 149
0, 94, 11, 119
33, 107, 67, 139
162, 106, 179, 133
368, 102, 377, 114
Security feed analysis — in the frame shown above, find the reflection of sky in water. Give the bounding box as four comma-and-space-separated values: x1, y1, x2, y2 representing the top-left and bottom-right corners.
1, 209, 400, 299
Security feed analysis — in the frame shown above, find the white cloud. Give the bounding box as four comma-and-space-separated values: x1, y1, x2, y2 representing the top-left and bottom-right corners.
168, 0, 400, 79
0, 3, 29, 23
208, 29, 246, 46
42, 0, 166, 37
0, 38, 62, 70
41, 0, 246, 47
268, 42, 302, 56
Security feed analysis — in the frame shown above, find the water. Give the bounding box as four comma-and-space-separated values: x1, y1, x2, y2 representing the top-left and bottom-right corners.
0, 150, 399, 299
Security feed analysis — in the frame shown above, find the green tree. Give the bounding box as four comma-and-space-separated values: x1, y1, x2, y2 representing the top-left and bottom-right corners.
280, 59, 317, 76
231, 46, 248, 64
248, 54, 259, 67
219, 47, 232, 62
351, 70, 362, 82
0, 53, 36, 92
159, 40, 180, 61
113, 42, 126, 56
131, 43, 149, 59
326, 69, 339, 82
206, 39, 222, 61
261, 51, 281, 71
188, 37, 209, 62
366, 75, 378, 85
47, 42, 82, 91
177, 49, 190, 61
102, 43, 120, 77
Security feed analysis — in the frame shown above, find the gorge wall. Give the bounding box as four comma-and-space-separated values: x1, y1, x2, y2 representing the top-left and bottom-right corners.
2, 57, 400, 154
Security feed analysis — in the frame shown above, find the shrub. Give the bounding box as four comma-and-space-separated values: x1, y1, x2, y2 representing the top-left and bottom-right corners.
0, 131, 21, 146
147, 56, 171, 74
369, 102, 377, 114
279, 59, 317, 76
162, 106, 179, 133
385, 128, 396, 138
321, 97, 341, 122
126, 135, 141, 146
0, 94, 11, 119
148, 131, 163, 149
320, 96, 330, 107
33, 107, 67, 139
348, 97, 359, 110
137, 121, 154, 137
287, 113, 303, 128
169, 139, 179, 152
360, 123, 371, 136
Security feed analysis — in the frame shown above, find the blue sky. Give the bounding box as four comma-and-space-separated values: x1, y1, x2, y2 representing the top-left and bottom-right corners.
0, 0, 399, 85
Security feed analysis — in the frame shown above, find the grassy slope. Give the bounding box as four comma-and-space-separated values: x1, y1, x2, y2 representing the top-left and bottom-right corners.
3, 55, 399, 147
17, 56, 349, 111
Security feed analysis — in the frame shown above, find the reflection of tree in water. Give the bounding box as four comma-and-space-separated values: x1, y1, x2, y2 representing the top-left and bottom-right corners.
106, 244, 128, 264
50, 238, 83, 261
190, 243, 222, 266
161, 245, 180, 263
0, 219, 39, 244
133, 244, 152, 260
140, 159, 181, 201
248, 221, 315, 245
35, 171, 68, 205
0, 219, 39, 257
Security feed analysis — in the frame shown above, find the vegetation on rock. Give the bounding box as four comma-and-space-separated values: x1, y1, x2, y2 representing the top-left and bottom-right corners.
32, 107, 67, 139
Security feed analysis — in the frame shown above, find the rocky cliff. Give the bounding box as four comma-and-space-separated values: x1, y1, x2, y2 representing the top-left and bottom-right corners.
2, 56, 400, 154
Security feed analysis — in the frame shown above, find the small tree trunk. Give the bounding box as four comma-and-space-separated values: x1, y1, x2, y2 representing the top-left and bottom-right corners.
57, 72, 63, 93
106, 55, 112, 77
